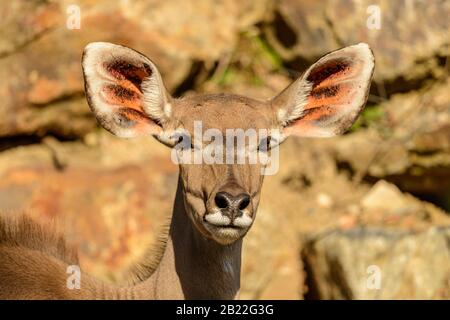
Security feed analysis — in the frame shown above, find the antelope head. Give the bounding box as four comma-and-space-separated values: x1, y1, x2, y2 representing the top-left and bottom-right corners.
82, 42, 374, 245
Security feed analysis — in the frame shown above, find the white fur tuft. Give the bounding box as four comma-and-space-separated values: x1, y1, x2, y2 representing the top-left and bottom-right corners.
276, 78, 313, 126
141, 76, 171, 123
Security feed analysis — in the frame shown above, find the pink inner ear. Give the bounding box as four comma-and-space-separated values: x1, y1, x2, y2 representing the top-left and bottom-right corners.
307, 58, 354, 87
102, 84, 143, 110
100, 59, 153, 111
105, 60, 152, 89
286, 56, 368, 136
113, 107, 162, 136
302, 58, 361, 122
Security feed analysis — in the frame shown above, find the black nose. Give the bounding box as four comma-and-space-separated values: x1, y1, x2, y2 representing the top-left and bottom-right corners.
214, 192, 251, 212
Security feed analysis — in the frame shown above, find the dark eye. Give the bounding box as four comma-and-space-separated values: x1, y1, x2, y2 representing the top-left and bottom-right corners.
176, 134, 194, 149
257, 136, 272, 151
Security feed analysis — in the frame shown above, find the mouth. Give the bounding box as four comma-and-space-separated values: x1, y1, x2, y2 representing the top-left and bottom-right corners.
203, 219, 246, 234
203, 222, 246, 245
204, 221, 243, 230
202, 210, 253, 244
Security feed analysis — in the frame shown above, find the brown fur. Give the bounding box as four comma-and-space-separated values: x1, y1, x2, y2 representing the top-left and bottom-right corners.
0, 213, 81, 299
0, 213, 78, 266
0, 212, 173, 298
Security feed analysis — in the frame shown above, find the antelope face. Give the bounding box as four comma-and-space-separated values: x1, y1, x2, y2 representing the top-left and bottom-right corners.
82, 42, 374, 245
167, 94, 277, 244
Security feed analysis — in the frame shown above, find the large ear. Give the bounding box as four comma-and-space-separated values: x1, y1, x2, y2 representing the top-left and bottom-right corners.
272, 43, 374, 137
82, 42, 172, 138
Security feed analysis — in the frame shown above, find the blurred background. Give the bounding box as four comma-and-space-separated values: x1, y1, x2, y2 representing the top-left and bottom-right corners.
0, 0, 449, 299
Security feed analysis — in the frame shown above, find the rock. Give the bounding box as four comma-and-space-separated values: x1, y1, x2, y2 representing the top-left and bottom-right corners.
316, 193, 334, 209
361, 180, 411, 213
0, 97, 98, 139
267, 0, 450, 83
0, 1, 59, 56
337, 215, 357, 230
331, 78, 450, 210
0, 132, 178, 282
302, 227, 450, 299
0, 0, 271, 138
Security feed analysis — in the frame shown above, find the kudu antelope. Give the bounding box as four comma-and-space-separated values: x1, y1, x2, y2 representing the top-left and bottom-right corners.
0, 42, 374, 299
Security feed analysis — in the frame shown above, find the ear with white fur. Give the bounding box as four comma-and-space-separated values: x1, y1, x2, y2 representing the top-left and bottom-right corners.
272, 43, 374, 137
82, 42, 172, 138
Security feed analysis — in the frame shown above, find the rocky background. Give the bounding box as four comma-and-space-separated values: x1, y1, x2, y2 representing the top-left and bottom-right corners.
0, 0, 449, 299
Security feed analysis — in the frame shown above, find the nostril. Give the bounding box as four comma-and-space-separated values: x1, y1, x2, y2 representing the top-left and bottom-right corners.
215, 192, 230, 209
215, 192, 251, 211
238, 194, 251, 210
